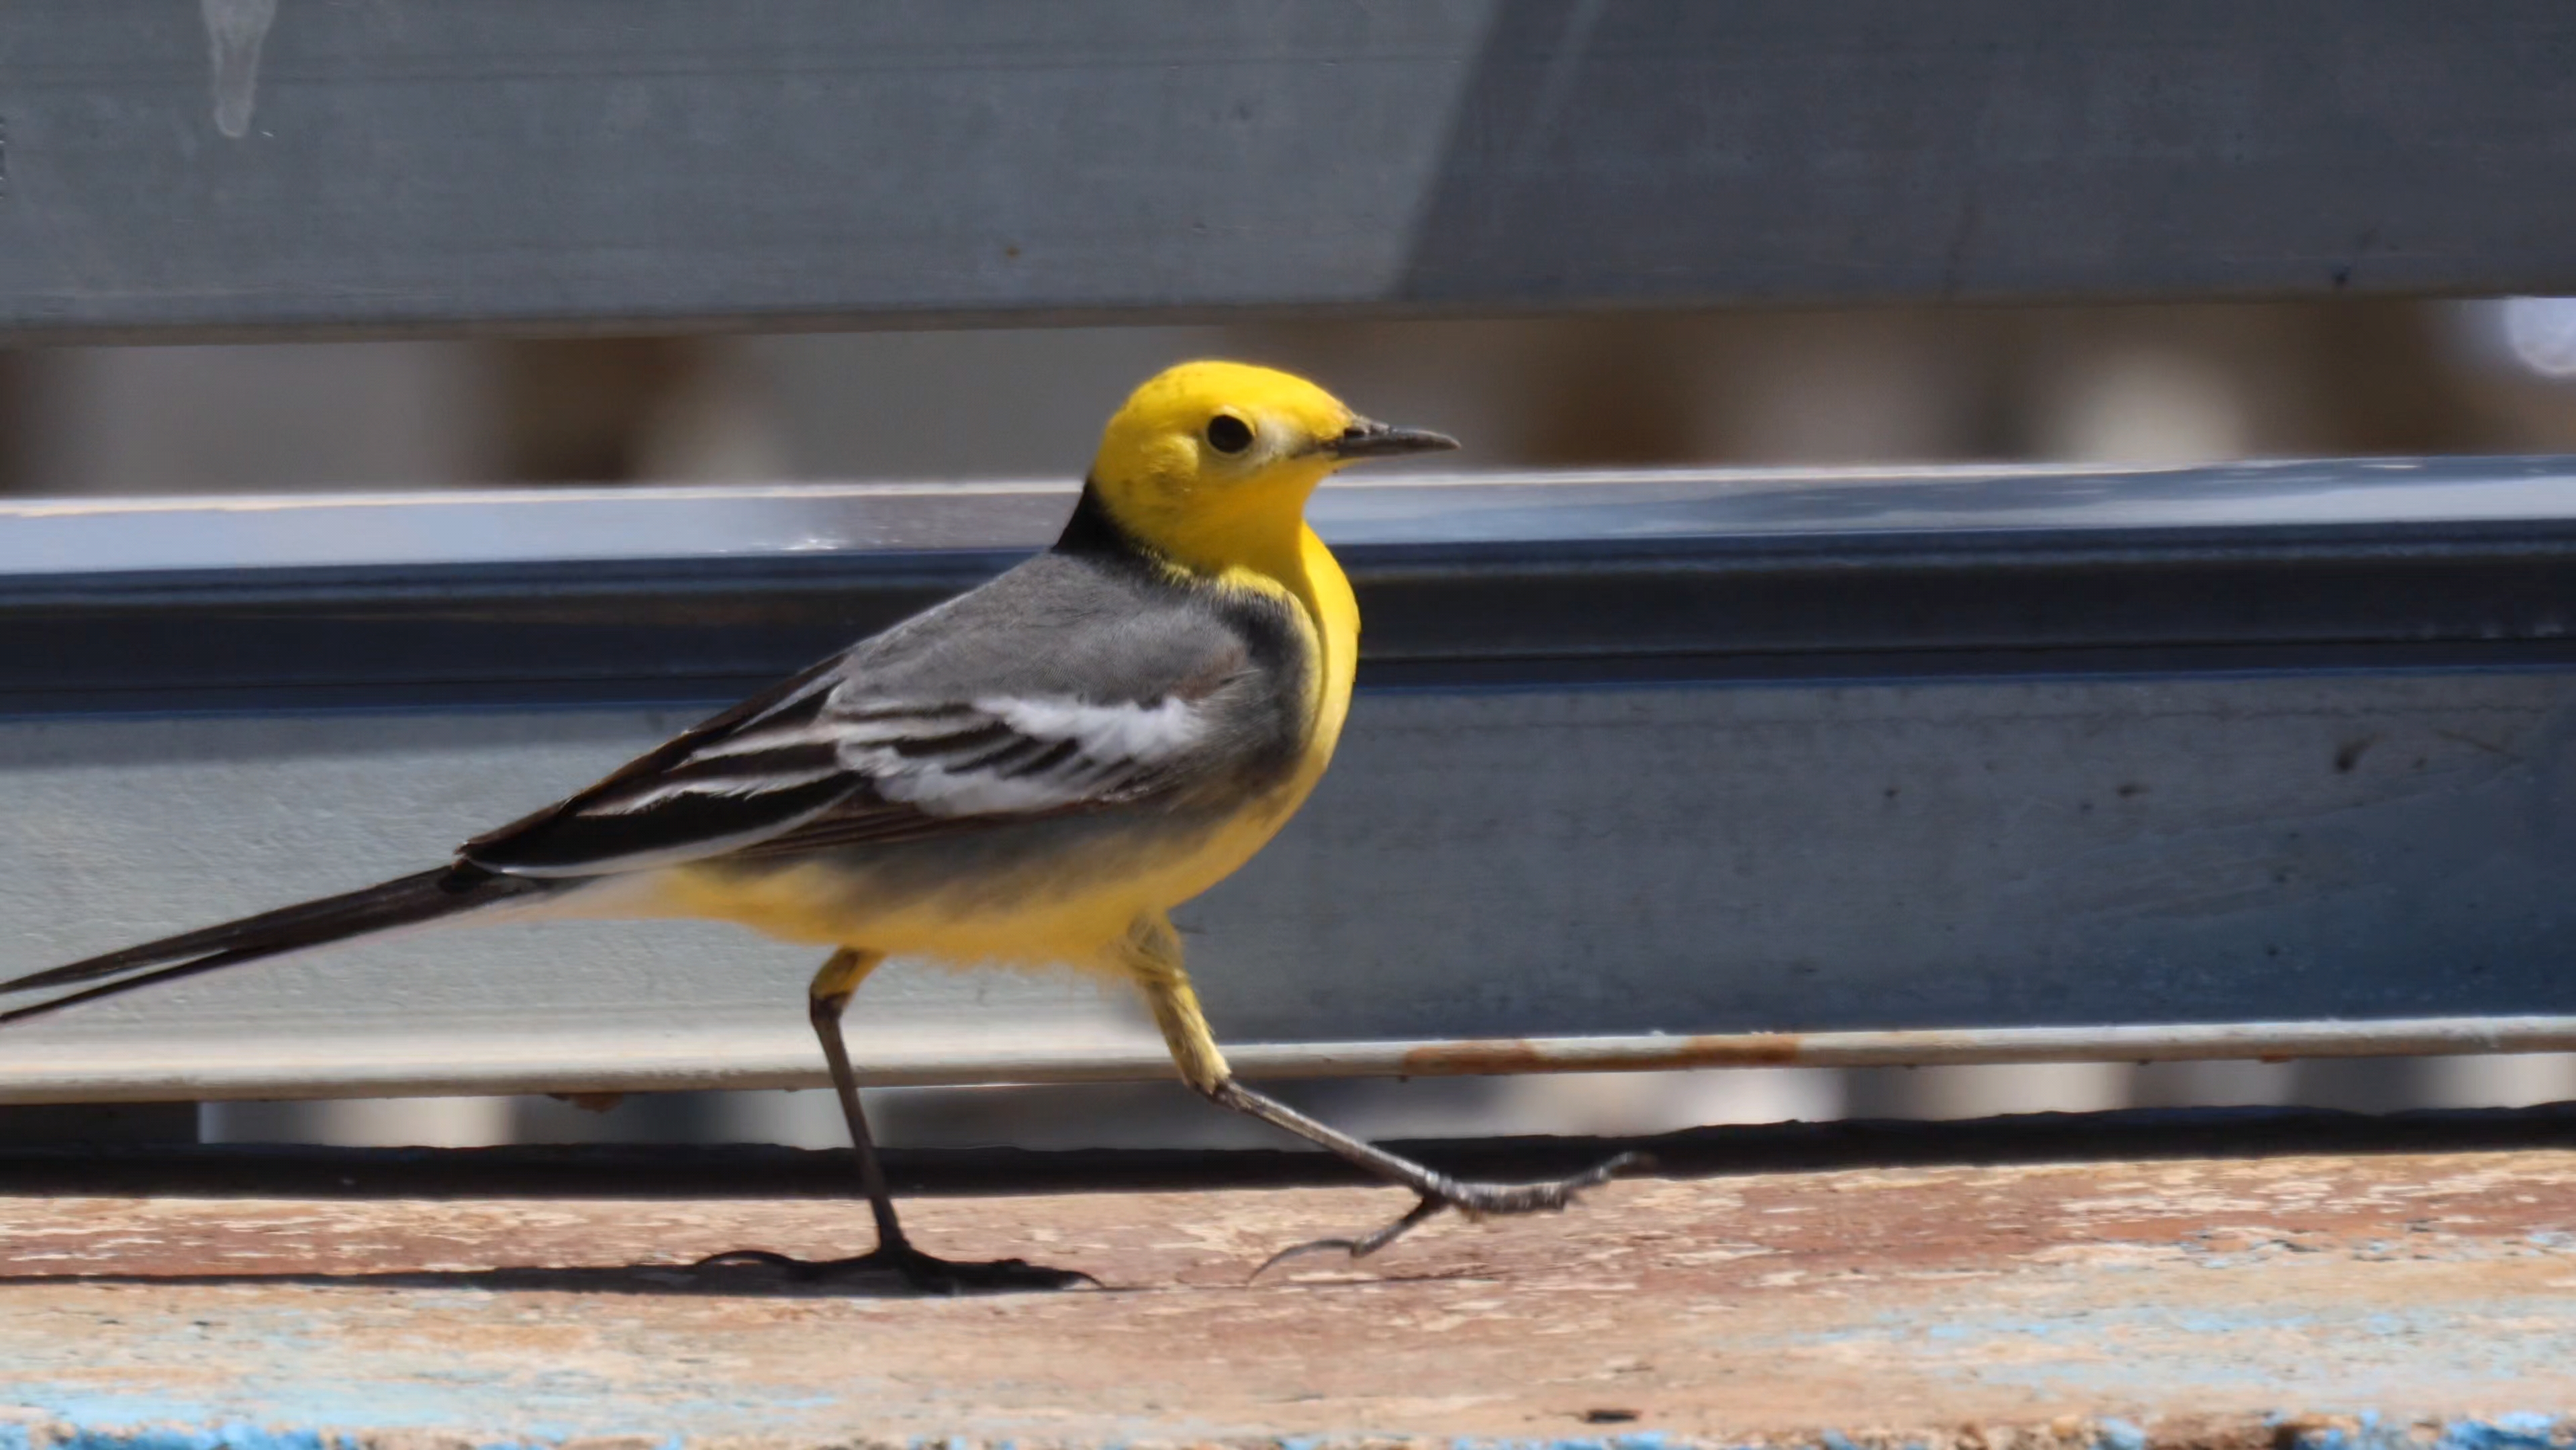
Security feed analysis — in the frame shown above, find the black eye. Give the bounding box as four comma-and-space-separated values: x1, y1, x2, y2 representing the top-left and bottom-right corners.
1204, 413, 1254, 454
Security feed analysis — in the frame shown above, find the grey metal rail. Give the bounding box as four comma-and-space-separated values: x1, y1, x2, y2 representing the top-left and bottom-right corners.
6, 2, 2576, 343
3, 460, 2575, 1104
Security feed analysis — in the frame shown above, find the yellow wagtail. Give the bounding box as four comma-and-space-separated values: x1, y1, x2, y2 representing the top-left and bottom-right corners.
0, 361, 1637, 1290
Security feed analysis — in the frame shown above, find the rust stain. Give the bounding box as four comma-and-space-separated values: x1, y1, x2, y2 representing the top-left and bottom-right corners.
1400, 1037, 1552, 1073
1668, 1030, 1807, 1066
1399, 1032, 1805, 1075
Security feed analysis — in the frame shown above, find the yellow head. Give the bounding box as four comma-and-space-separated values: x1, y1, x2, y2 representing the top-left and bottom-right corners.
1088, 360, 1456, 577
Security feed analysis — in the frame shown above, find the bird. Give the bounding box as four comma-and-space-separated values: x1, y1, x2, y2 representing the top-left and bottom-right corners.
0, 360, 1639, 1291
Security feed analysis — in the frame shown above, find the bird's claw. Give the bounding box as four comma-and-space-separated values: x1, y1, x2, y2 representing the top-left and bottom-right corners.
693, 1244, 1097, 1294
1251, 1150, 1650, 1279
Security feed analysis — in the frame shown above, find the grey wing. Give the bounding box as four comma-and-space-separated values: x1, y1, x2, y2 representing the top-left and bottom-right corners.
463, 565, 1274, 877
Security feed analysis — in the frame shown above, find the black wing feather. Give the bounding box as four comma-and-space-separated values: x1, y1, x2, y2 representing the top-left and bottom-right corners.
0, 865, 543, 1024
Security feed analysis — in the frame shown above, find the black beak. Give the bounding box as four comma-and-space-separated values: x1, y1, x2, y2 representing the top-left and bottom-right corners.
1323, 418, 1461, 460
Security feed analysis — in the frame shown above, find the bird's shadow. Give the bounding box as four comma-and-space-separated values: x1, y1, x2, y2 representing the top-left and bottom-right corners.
0, 1257, 1112, 1300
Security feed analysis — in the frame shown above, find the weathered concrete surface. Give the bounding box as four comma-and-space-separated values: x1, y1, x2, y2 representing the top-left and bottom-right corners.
3, 1151, 2575, 1446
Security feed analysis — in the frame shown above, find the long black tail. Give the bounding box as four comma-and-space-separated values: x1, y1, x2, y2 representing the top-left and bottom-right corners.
0, 863, 552, 1028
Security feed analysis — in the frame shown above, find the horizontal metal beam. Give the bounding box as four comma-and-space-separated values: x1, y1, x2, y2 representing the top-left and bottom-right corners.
5, 2, 2576, 342
7, 459, 2576, 1104
11, 1017, 2576, 1107
9, 457, 2576, 714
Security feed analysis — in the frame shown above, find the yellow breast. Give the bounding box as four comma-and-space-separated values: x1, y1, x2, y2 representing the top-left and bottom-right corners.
1132, 520, 1357, 914
1284, 521, 1362, 791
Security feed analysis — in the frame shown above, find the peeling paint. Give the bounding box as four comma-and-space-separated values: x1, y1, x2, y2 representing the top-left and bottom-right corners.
6, 1153, 2576, 1443
5, 1428, 2571, 1450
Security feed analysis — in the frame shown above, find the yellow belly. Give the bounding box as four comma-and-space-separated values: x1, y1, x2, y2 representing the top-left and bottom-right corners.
629, 783, 1314, 968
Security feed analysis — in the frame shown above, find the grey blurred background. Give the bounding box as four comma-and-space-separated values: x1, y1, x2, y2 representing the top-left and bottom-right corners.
13, 297, 2576, 1149
23, 301, 2576, 500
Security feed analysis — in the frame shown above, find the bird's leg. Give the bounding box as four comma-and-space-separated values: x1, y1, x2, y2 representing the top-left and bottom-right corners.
694, 947, 1092, 1294
1113, 912, 1643, 1274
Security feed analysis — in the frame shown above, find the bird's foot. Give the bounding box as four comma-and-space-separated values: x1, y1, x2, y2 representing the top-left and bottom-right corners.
1253, 1151, 1650, 1279
693, 1243, 1096, 1294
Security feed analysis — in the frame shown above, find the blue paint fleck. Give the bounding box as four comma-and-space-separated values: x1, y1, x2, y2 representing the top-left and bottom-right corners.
2436, 1413, 2565, 1450
2, 1410, 2567, 1450
2272, 1414, 2570, 1450
35, 1427, 331, 1450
